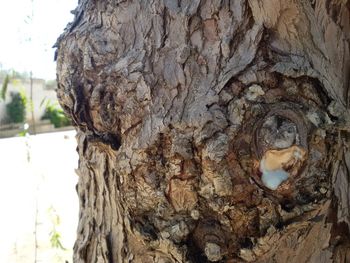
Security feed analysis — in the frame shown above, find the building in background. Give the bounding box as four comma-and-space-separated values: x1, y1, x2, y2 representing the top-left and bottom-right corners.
0, 76, 72, 137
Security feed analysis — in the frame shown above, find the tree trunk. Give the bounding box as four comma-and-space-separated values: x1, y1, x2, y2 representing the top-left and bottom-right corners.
55, 0, 350, 262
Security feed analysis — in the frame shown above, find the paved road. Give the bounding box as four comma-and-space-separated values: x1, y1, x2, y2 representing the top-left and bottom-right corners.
0, 130, 78, 263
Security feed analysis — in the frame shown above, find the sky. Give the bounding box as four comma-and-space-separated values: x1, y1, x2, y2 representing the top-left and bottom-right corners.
0, 0, 78, 80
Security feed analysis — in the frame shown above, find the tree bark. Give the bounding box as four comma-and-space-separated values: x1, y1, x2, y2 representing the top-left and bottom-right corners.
55, 0, 350, 262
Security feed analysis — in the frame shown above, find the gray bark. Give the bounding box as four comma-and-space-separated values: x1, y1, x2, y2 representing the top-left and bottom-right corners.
55, 0, 350, 262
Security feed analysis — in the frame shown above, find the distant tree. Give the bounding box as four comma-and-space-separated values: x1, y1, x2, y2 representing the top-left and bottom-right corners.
0, 74, 9, 101
6, 91, 26, 123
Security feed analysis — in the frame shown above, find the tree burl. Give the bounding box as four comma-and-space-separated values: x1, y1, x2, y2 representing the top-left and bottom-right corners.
55, 0, 350, 262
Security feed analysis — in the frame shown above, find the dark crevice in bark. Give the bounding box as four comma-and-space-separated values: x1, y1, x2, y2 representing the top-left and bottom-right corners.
106, 233, 114, 263
86, 133, 121, 151
186, 235, 211, 263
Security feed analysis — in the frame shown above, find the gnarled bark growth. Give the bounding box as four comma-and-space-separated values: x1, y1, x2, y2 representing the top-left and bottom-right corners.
55, 0, 350, 262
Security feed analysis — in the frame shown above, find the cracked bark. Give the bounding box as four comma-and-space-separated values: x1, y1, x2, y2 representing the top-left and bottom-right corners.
55, 0, 350, 262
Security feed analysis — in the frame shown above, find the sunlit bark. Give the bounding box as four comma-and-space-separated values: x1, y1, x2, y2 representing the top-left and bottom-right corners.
55, 1, 350, 262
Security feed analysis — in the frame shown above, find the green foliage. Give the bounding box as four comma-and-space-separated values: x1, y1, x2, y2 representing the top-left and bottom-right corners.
18, 129, 28, 137
48, 207, 66, 250
1, 74, 9, 101
6, 91, 27, 123
50, 232, 65, 250
42, 101, 71, 128
18, 123, 30, 138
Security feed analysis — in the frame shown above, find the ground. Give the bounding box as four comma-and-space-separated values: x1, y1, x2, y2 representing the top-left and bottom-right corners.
0, 130, 78, 263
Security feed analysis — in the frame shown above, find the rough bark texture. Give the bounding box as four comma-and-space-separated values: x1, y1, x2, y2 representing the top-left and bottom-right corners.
55, 0, 350, 262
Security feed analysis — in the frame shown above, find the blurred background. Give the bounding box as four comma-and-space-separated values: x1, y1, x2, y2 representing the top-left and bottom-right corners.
0, 1, 79, 262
